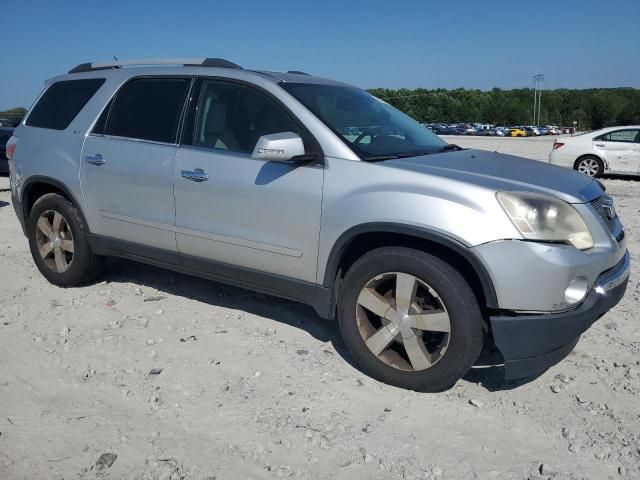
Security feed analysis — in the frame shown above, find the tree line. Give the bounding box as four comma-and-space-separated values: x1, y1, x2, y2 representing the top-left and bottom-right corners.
0, 107, 27, 126
368, 87, 640, 130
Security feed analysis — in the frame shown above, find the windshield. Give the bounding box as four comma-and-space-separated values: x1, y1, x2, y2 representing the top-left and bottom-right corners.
281, 83, 447, 161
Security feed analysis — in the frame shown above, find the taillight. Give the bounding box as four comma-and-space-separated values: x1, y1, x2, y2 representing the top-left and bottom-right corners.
552, 142, 565, 150
6, 137, 16, 160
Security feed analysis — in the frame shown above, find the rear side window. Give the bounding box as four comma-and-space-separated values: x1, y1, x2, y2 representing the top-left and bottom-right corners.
26, 79, 105, 130
597, 129, 640, 143
103, 78, 190, 143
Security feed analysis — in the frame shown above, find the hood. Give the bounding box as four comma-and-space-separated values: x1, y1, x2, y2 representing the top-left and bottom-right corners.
381, 149, 602, 203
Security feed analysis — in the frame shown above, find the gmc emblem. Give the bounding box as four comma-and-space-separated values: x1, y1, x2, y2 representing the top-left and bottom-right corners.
603, 196, 616, 219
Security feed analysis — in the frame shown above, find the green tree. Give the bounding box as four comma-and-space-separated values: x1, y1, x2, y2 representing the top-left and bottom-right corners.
368, 87, 640, 129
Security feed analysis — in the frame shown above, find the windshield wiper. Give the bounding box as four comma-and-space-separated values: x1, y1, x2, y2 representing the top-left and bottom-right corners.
364, 147, 462, 162
363, 155, 401, 162
364, 151, 433, 162
436, 144, 463, 153
395, 151, 432, 158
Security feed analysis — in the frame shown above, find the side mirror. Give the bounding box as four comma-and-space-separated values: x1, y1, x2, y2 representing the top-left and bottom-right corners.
251, 132, 306, 162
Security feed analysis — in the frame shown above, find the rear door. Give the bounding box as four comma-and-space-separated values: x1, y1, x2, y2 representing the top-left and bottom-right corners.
173, 78, 324, 283
594, 129, 640, 173
81, 77, 192, 251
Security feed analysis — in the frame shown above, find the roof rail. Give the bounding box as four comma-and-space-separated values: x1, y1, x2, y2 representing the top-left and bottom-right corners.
68, 58, 242, 74
287, 70, 310, 75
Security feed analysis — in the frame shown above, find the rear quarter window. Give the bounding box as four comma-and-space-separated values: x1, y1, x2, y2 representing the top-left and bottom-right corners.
26, 78, 105, 130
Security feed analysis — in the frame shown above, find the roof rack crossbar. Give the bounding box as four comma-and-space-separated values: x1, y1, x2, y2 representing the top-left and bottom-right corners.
68, 58, 242, 74
287, 70, 310, 75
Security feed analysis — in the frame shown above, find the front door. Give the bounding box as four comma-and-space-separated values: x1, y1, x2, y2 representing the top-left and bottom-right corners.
173, 79, 323, 283
594, 128, 640, 173
81, 77, 191, 251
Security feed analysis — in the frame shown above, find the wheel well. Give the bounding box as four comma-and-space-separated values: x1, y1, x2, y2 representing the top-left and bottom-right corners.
333, 231, 491, 311
23, 182, 70, 218
574, 154, 604, 169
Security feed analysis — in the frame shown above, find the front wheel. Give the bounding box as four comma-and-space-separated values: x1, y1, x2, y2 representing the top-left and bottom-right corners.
337, 247, 484, 392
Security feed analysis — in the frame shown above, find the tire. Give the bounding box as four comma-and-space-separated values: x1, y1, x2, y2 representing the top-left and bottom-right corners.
337, 247, 483, 392
27, 193, 104, 286
574, 155, 603, 178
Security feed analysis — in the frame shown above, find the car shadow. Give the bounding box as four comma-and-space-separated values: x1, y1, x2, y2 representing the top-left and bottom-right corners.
101, 257, 352, 359
0, 200, 9, 208
254, 161, 298, 185
601, 173, 640, 181
100, 257, 530, 392
463, 366, 542, 391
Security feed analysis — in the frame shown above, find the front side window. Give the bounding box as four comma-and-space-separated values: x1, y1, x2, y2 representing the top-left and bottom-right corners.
27, 78, 105, 130
104, 78, 190, 143
597, 129, 640, 143
194, 80, 301, 154
281, 83, 446, 161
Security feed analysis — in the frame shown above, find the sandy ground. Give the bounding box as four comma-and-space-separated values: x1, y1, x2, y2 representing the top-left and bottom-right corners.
1, 137, 639, 480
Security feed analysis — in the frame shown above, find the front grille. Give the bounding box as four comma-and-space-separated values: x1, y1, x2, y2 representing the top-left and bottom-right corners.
590, 195, 617, 233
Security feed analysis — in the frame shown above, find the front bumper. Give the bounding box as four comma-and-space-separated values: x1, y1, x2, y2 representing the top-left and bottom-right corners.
473, 233, 627, 312
490, 250, 630, 379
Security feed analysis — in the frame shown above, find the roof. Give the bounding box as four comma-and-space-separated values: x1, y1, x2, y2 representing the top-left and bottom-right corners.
64, 58, 350, 88
252, 70, 352, 86
598, 125, 640, 130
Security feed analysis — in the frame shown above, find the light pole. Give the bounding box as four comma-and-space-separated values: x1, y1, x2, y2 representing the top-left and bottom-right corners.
537, 74, 544, 125
533, 73, 544, 126
533, 78, 538, 125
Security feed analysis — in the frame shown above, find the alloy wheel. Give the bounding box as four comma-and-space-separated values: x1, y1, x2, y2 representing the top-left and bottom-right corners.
356, 272, 451, 371
577, 158, 600, 176
34, 210, 75, 273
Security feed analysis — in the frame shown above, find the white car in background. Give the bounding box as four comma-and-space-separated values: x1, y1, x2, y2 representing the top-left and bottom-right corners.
549, 126, 640, 177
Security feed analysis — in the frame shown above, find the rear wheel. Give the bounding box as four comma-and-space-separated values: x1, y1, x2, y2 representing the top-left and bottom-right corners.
574, 156, 603, 177
337, 247, 483, 392
27, 193, 103, 286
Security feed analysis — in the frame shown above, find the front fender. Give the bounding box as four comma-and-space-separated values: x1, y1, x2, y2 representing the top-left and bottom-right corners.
322, 222, 499, 309
316, 157, 518, 305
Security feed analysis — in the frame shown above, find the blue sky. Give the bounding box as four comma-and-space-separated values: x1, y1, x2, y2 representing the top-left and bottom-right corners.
1, 0, 639, 110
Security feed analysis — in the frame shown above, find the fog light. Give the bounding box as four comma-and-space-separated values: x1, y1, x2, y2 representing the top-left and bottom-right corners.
565, 277, 589, 305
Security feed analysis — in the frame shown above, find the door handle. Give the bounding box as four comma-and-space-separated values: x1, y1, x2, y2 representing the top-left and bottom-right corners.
181, 168, 209, 182
595, 143, 606, 148
84, 153, 105, 165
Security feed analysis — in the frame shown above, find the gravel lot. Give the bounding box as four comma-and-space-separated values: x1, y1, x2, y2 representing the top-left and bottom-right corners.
1, 136, 638, 480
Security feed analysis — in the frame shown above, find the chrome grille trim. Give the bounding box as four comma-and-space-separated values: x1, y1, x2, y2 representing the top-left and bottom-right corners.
589, 195, 617, 233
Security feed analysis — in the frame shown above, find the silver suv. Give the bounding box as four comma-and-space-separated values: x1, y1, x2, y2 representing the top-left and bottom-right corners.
7, 58, 630, 391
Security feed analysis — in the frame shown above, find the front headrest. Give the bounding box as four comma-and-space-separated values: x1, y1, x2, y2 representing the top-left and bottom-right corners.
255, 105, 288, 133
204, 99, 227, 134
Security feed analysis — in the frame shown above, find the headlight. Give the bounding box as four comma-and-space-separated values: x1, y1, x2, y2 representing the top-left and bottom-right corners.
497, 191, 594, 250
